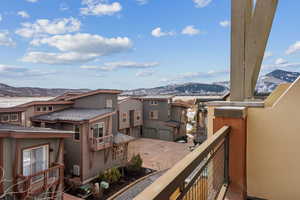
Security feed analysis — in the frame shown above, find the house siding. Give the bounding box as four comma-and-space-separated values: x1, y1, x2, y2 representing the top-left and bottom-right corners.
81, 116, 127, 182
73, 94, 118, 110
118, 99, 143, 138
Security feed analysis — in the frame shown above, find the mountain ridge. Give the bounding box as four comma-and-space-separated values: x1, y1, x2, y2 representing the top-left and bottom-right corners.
0, 69, 299, 97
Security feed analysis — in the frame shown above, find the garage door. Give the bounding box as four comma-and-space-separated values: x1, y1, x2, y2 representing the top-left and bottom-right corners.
159, 129, 173, 141
143, 128, 157, 139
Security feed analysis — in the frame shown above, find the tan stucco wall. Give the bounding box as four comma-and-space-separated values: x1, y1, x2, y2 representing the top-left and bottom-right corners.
247, 79, 300, 199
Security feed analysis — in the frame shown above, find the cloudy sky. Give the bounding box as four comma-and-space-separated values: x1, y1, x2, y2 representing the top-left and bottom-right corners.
0, 0, 299, 89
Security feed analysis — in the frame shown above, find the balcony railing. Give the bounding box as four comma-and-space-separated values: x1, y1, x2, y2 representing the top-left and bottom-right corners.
91, 135, 113, 151
16, 164, 64, 198
134, 126, 230, 200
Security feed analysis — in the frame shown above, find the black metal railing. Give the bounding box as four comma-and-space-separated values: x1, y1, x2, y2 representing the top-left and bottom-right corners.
134, 126, 230, 200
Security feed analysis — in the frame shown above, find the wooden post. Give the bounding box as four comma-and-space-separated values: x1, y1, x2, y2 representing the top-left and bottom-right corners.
213, 107, 247, 199
230, 0, 278, 100
244, 0, 278, 99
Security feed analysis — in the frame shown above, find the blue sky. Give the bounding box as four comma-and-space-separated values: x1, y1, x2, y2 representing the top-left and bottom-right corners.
0, 0, 299, 90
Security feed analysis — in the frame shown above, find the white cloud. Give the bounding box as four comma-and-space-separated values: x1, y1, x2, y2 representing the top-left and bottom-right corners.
262, 59, 300, 71
161, 69, 229, 83
181, 25, 200, 36
0, 64, 55, 77
0, 14, 2, 22
31, 33, 132, 55
219, 20, 230, 27
136, 0, 149, 5
264, 51, 273, 59
22, 52, 99, 65
151, 27, 175, 37
23, 33, 133, 64
81, 61, 159, 71
15, 17, 81, 38
80, 0, 122, 16
193, 0, 212, 8
136, 70, 155, 77
26, 0, 39, 2
286, 41, 300, 55
275, 58, 288, 65
0, 31, 16, 47
17, 11, 30, 18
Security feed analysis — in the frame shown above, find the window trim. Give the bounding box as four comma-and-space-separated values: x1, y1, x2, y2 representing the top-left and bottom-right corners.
135, 110, 141, 121
36, 106, 41, 112
21, 143, 50, 180
92, 122, 106, 139
149, 110, 158, 120
122, 112, 127, 123
48, 106, 53, 111
1, 114, 9, 122
106, 99, 113, 108
10, 113, 19, 122
73, 125, 81, 142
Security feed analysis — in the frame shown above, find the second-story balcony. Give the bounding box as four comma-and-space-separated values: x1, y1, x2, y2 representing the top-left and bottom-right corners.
90, 135, 113, 151
16, 164, 64, 199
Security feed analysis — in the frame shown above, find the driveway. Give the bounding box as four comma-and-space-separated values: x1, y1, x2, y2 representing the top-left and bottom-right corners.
128, 138, 192, 171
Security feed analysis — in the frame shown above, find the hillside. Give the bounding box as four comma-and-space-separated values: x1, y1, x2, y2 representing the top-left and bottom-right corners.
0, 83, 89, 97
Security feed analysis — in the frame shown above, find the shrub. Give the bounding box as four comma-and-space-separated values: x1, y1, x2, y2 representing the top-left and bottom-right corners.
127, 154, 143, 173
98, 167, 121, 184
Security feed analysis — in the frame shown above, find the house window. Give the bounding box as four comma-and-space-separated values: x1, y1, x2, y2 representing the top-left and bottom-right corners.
106, 99, 113, 108
150, 101, 158, 105
42, 106, 47, 112
10, 113, 19, 121
22, 144, 49, 181
74, 125, 80, 141
122, 113, 127, 122
149, 110, 158, 120
92, 123, 105, 138
136, 111, 141, 121
36, 107, 41, 112
48, 106, 53, 111
1, 115, 9, 122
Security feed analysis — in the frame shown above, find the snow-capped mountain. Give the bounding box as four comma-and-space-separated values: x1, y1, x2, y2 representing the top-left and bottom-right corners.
256, 70, 300, 93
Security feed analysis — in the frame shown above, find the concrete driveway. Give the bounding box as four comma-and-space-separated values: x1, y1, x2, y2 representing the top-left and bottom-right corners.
128, 138, 192, 171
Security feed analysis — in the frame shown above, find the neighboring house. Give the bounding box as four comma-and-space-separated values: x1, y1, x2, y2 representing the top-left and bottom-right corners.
139, 96, 189, 141
118, 97, 143, 137
0, 111, 72, 199
30, 89, 134, 186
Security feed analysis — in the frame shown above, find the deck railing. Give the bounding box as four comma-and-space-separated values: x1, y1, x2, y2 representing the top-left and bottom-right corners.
91, 134, 113, 151
17, 164, 64, 197
134, 126, 230, 200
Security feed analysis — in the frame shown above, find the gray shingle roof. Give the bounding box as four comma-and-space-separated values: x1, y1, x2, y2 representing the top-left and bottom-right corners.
114, 132, 135, 144
0, 123, 74, 134
139, 95, 174, 100
32, 108, 115, 122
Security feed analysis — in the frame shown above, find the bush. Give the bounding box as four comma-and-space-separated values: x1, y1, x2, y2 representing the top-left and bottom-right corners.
98, 167, 121, 184
127, 154, 143, 173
